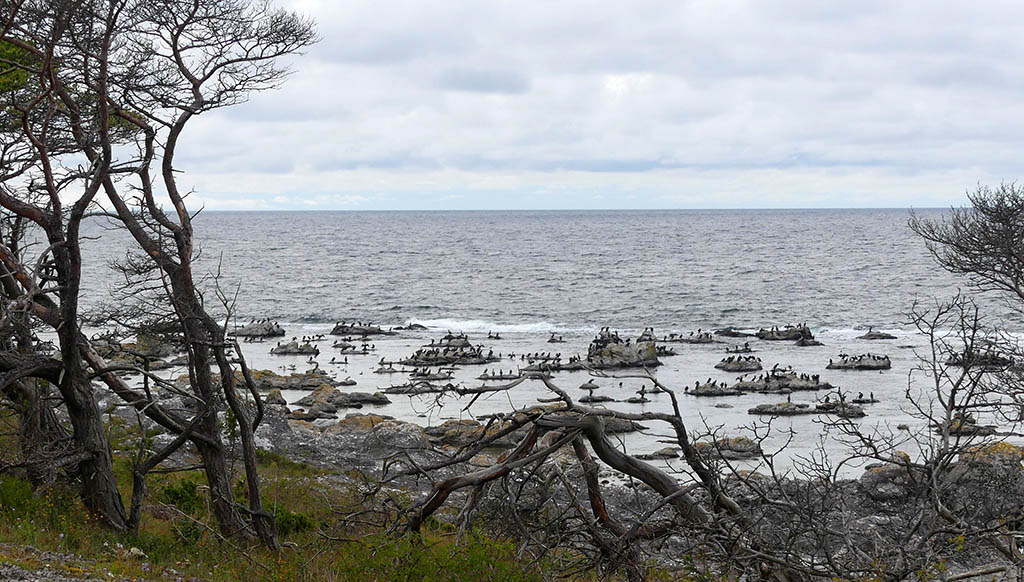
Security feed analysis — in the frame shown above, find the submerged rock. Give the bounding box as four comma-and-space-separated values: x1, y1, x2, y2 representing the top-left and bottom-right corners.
579, 394, 615, 403
794, 337, 824, 347
858, 329, 897, 340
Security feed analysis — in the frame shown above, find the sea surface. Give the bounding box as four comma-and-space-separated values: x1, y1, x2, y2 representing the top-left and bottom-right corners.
75, 209, 1024, 474
81, 208, 1015, 332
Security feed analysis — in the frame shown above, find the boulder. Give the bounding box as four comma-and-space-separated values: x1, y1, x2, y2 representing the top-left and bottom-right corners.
586, 331, 661, 369
330, 323, 396, 336
270, 341, 319, 355
794, 337, 824, 347
266, 389, 287, 406
815, 401, 866, 418
757, 326, 813, 341
715, 327, 755, 338
715, 356, 762, 372
858, 330, 897, 340
826, 354, 891, 370
690, 382, 743, 397
638, 447, 679, 460
748, 402, 815, 416
695, 436, 763, 460
244, 368, 336, 390
233, 321, 285, 337
860, 461, 917, 501
294, 384, 391, 409
424, 419, 520, 448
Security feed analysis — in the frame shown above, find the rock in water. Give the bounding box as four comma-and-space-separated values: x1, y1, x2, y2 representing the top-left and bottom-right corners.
266, 389, 288, 406
233, 321, 285, 337
330, 323, 396, 336
858, 330, 897, 340
586, 329, 661, 369
756, 325, 813, 341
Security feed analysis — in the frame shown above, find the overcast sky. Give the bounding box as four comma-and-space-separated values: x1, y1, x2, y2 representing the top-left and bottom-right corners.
176, 1, 1024, 210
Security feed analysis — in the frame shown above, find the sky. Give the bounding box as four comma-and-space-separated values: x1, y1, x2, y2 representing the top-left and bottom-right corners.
175, 0, 1024, 211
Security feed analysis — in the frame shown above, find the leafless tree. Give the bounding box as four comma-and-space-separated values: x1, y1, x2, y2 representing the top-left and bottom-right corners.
0, 0, 315, 546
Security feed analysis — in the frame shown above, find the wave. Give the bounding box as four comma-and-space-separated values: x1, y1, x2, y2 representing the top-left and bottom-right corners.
404, 318, 589, 334
817, 326, 908, 337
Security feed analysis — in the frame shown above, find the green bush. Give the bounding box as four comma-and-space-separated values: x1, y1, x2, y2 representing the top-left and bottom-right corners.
274, 507, 315, 536
0, 475, 34, 516
158, 479, 204, 515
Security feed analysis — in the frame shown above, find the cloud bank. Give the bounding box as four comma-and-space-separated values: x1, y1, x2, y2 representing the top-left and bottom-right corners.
172, 0, 1024, 210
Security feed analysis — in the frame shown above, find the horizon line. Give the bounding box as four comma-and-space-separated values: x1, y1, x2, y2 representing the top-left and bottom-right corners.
196, 206, 954, 213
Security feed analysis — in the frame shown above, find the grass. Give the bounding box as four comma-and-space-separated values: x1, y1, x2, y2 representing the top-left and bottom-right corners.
0, 455, 549, 582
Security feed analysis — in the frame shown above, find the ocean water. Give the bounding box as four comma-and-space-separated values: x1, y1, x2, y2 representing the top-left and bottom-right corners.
81, 208, 1009, 332
76, 208, 1024, 472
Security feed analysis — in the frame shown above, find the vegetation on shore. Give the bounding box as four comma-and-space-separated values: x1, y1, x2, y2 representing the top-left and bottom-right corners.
0, 427, 554, 582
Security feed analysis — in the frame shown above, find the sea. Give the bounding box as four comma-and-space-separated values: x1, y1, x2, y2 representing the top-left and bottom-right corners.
76, 208, 1024, 474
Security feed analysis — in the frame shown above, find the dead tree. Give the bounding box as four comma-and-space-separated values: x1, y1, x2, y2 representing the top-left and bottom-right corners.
388, 315, 1024, 582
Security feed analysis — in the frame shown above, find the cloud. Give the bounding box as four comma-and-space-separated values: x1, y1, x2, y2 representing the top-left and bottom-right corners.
166, 0, 1024, 209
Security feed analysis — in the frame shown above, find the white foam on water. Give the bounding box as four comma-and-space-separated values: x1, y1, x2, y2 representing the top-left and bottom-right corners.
405, 318, 593, 334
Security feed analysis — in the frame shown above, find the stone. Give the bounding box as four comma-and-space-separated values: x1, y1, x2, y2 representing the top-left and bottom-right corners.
715, 356, 762, 372
294, 384, 391, 409
748, 402, 816, 416
815, 401, 867, 418
690, 382, 743, 397
695, 436, 763, 460
638, 447, 679, 460
270, 340, 320, 355
330, 323, 396, 336
826, 354, 891, 370
586, 330, 661, 369
858, 330, 897, 340
266, 389, 287, 406
756, 325, 813, 341
232, 321, 285, 337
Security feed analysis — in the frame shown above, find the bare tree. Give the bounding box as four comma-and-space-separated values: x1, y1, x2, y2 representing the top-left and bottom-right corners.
910, 183, 1024, 314
0, 3, 130, 530
0, 0, 315, 545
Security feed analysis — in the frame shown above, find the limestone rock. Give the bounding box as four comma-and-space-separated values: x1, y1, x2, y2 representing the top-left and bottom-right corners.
858, 330, 897, 340
330, 323, 396, 336
638, 447, 679, 460
715, 356, 762, 372
748, 402, 815, 416
233, 321, 285, 337
826, 354, 891, 370
695, 436, 763, 460
270, 340, 319, 355
756, 326, 813, 341
586, 330, 661, 369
